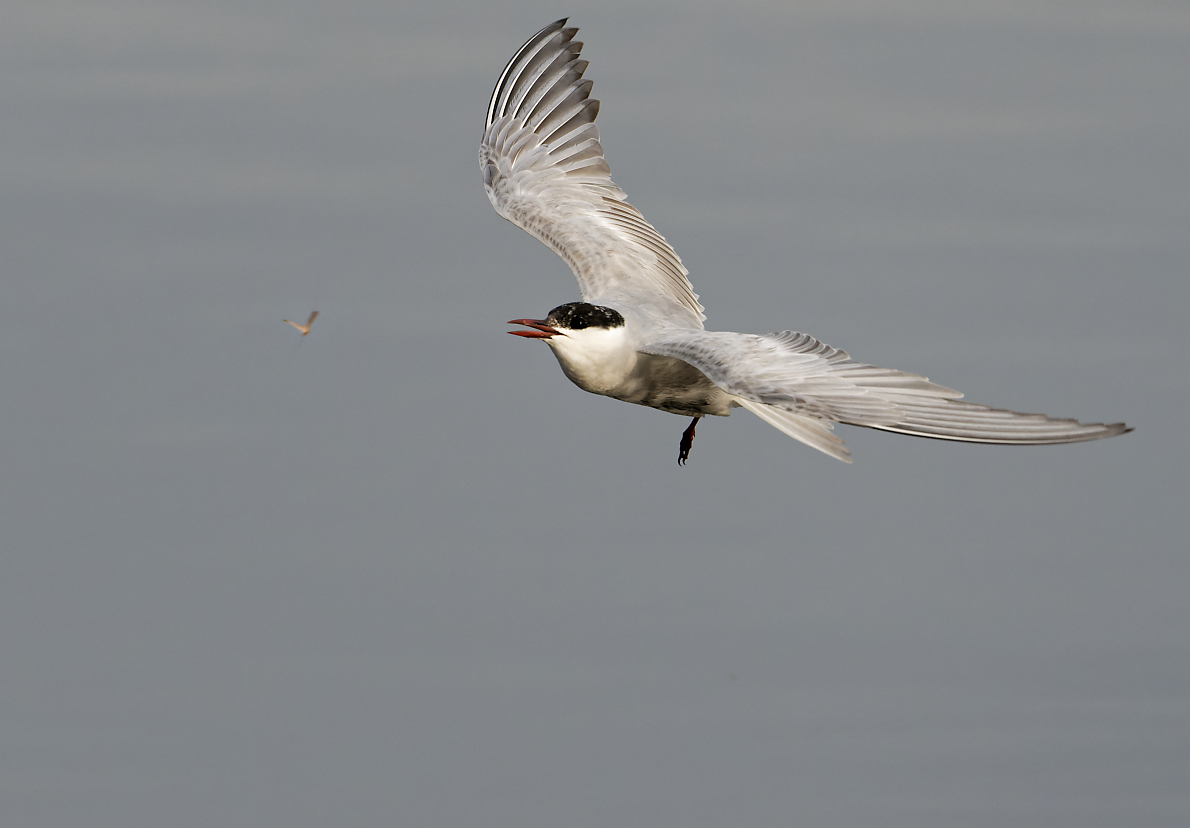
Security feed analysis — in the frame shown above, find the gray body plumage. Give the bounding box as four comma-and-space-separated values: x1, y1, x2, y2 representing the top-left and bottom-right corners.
484, 20, 1130, 463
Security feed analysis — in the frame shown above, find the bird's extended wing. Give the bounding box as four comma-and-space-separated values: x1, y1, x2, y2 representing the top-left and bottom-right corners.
481, 19, 704, 329
642, 330, 1131, 462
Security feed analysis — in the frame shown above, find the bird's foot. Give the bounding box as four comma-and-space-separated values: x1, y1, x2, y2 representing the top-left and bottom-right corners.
678, 417, 699, 466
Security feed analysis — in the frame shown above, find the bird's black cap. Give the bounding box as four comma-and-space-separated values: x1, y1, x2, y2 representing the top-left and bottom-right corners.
546, 302, 625, 330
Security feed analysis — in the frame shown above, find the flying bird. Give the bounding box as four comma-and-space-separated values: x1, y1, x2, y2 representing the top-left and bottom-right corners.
283, 311, 319, 337
483, 20, 1131, 464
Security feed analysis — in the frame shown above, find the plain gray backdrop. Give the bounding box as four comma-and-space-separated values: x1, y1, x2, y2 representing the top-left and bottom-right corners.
3, 1, 1187, 826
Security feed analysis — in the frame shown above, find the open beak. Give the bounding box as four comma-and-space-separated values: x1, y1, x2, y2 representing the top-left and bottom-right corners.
508, 318, 562, 339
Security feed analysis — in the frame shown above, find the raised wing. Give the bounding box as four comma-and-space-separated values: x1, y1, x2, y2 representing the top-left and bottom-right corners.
481, 19, 704, 329
642, 330, 1131, 462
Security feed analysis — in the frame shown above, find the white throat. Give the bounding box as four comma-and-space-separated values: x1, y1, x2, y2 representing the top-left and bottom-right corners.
545, 326, 637, 396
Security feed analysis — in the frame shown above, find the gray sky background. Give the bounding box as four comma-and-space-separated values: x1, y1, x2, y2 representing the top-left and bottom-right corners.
3, 2, 1187, 826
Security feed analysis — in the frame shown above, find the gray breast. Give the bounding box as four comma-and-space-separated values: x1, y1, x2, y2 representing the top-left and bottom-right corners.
615, 353, 732, 416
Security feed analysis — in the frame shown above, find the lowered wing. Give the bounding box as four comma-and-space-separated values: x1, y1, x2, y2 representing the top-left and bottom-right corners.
642, 329, 1131, 462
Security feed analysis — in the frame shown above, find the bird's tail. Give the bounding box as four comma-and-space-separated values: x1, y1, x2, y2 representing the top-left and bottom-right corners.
734, 398, 852, 463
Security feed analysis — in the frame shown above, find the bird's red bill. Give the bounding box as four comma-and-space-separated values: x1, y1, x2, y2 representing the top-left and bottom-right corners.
508, 319, 561, 338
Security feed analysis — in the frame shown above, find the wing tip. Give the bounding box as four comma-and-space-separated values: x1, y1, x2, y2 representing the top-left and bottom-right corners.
486, 19, 576, 129
860, 417, 1133, 445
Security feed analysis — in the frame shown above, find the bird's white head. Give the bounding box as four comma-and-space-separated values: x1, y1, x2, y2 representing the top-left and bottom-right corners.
508, 302, 635, 393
